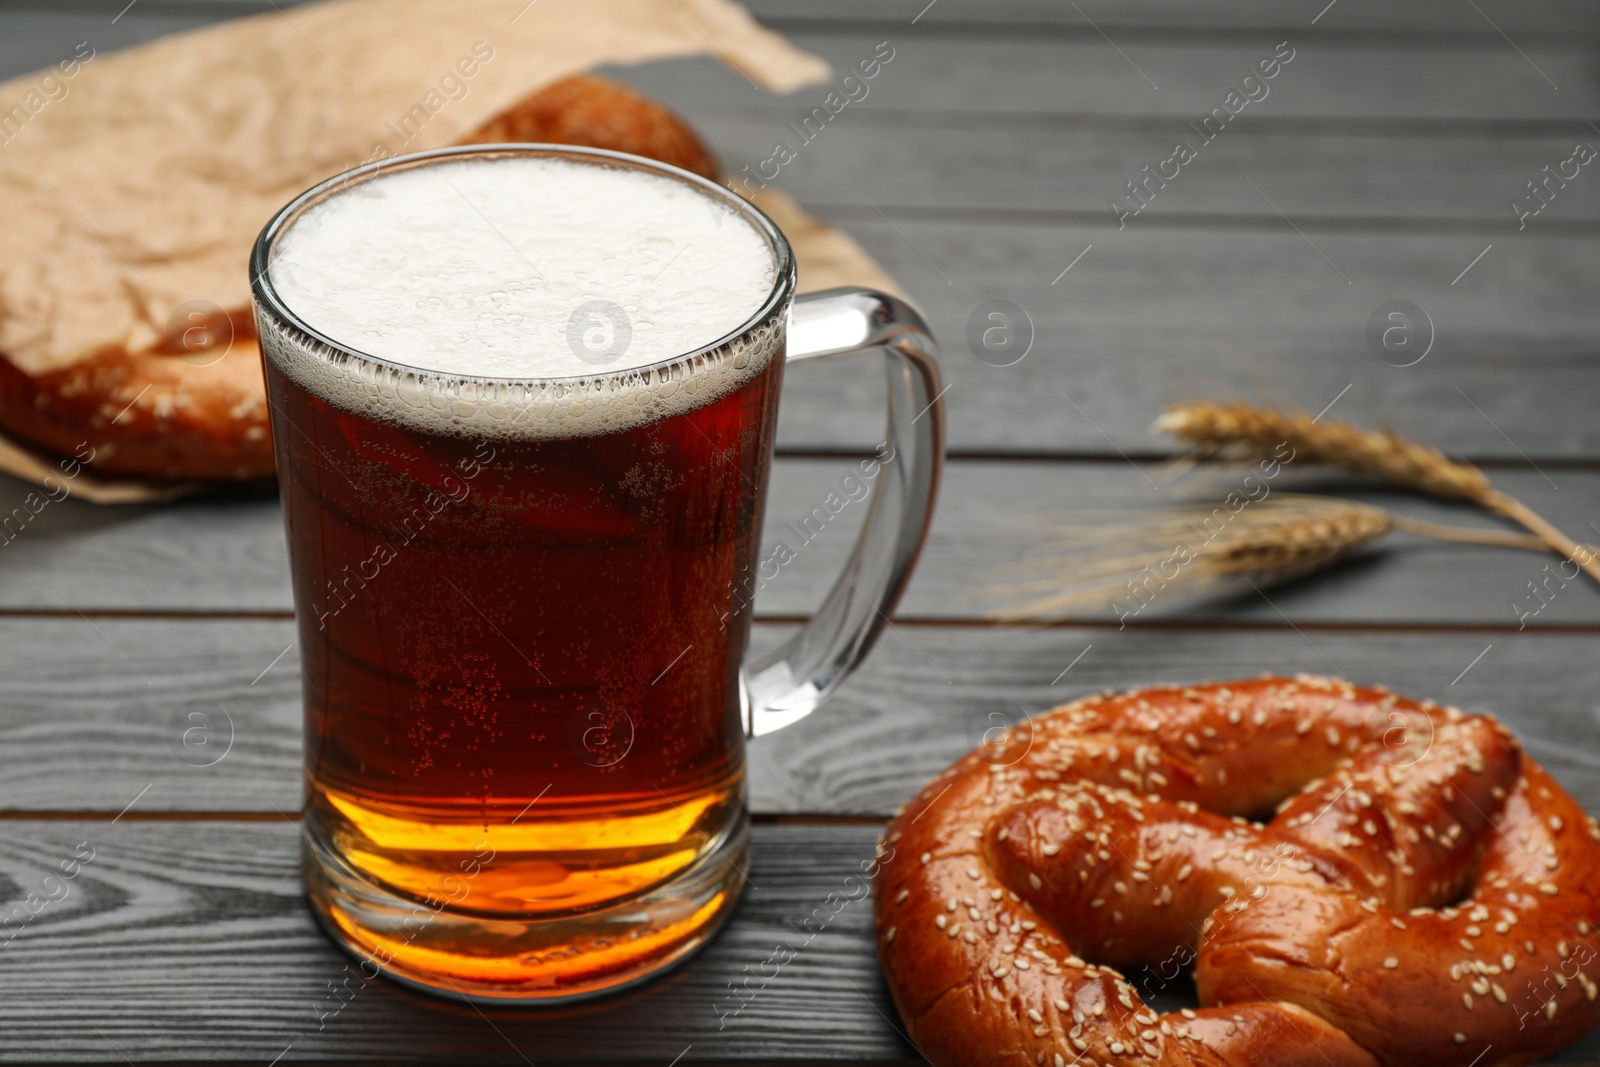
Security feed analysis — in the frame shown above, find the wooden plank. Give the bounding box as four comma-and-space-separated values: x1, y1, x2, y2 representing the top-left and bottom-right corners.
694, 118, 1600, 223
4, 462, 1597, 623
0, 481, 291, 613
2, 764, 1599, 1062
4, 13, 1597, 124
777, 219, 1600, 459
744, 624, 1600, 819
0, 820, 915, 1064
0, 9, 214, 83
5, 618, 1598, 815
741, 0, 1600, 37
756, 462, 1600, 627
599, 35, 1600, 123
0, 617, 302, 812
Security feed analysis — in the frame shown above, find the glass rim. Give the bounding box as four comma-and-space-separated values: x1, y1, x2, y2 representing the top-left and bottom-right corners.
249, 143, 797, 388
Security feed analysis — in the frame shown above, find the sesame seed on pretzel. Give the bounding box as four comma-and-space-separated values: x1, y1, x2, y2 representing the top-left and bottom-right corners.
874, 675, 1600, 1067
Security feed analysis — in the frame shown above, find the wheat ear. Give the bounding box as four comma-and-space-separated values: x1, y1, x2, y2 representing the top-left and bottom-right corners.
1153, 400, 1600, 586
983, 496, 1390, 620
981, 495, 1554, 622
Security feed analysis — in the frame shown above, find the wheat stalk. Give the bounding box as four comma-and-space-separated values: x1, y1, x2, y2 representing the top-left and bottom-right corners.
982, 494, 1543, 621
1154, 400, 1600, 586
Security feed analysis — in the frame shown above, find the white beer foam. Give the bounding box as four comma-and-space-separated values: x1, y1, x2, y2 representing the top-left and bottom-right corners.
261, 155, 783, 440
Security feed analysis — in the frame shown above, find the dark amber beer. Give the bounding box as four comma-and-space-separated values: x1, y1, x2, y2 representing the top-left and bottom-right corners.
269, 344, 781, 893
253, 146, 946, 1001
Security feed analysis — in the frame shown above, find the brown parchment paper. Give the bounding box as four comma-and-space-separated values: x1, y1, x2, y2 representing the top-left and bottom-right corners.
0, 0, 903, 504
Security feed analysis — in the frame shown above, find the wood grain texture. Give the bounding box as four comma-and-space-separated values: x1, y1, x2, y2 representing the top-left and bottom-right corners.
754, 462, 1600, 626
0, 617, 302, 812
0, 820, 915, 1064
0, 481, 290, 612
0, 4, 1596, 1067
777, 219, 1600, 458
0, 795, 1597, 1061
601, 34, 1599, 123
4, 618, 1598, 817
743, 624, 1600, 819
696, 118, 1600, 224
4, 460, 1595, 623
741, 0, 1600, 36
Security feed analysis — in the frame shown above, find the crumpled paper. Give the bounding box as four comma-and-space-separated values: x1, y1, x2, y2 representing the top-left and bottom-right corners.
0, 0, 902, 503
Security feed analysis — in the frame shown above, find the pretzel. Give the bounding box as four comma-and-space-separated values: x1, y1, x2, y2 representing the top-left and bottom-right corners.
0, 307, 271, 481
874, 675, 1600, 1067
463, 73, 718, 181
0, 74, 719, 481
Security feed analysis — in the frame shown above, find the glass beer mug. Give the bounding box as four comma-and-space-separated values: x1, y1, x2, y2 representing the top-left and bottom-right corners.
250, 145, 944, 1001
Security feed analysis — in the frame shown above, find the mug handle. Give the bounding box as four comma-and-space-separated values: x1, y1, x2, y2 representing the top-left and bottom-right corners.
743, 288, 946, 737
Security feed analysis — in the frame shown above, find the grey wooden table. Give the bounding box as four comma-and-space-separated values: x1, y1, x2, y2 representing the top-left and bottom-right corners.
2, 0, 1599, 1063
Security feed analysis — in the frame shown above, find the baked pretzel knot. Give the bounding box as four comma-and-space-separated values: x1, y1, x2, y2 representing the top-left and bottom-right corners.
874, 675, 1600, 1067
